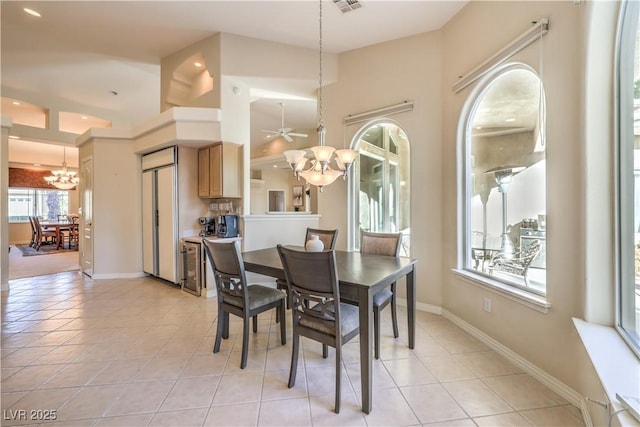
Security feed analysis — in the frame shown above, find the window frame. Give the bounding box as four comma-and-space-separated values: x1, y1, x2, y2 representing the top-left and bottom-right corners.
456, 62, 549, 307
615, 0, 640, 357
8, 187, 71, 223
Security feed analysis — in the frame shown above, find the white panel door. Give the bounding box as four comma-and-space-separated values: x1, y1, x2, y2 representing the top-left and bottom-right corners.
142, 170, 156, 275
80, 157, 93, 277
156, 165, 177, 283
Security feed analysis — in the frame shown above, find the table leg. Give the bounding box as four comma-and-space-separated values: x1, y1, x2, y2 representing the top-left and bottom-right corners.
407, 266, 416, 349
56, 227, 62, 249
358, 288, 373, 414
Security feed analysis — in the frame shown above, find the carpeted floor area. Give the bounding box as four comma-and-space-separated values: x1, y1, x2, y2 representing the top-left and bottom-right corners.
8, 244, 80, 280
14, 243, 78, 256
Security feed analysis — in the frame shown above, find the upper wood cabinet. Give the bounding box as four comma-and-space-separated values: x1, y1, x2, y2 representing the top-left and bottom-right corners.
198, 143, 241, 198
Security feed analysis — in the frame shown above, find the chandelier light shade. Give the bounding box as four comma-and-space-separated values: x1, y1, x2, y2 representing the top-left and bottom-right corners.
283, 0, 357, 192
44, 146, 78, 190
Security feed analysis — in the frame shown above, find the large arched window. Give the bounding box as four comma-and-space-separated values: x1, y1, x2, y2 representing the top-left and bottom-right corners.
616, 0, 640, 355
458, 63, 547, 296
349, 121, 411, 256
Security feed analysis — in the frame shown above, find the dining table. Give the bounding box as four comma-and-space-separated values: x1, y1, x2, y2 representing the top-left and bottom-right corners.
39, 220, 77, 249
242, 246, 417, 414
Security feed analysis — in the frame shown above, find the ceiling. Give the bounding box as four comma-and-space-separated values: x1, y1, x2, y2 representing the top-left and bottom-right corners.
1, 1, 468, 167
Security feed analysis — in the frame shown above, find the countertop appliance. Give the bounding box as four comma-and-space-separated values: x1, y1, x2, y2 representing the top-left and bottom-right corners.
217, 214, 238, 238
199, 216, 216, 236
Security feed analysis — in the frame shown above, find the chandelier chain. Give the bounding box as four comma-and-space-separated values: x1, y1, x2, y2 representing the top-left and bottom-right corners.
318, 0, 323, 127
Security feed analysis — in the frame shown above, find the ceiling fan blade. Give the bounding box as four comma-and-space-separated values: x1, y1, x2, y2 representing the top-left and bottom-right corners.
288, 132, 308, 138
284, 134, 293, 143
261, 129, 278, 134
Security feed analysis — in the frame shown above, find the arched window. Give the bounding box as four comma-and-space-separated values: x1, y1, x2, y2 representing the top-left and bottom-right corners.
349, 120, 411, 256
458, 63, 547, 296
615, 0, 640, 355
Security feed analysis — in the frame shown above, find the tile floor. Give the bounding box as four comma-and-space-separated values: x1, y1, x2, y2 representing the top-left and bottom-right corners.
1, 271, 586, 426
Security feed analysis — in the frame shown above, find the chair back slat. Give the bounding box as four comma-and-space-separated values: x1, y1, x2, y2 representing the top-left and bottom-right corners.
203, 239, 248, 306
360, 230, 402, 257
305, 228, 338, 250
277, 245, 341, 333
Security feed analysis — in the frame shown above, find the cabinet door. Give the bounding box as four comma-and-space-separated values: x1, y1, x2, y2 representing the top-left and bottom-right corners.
209, 144, 223, 198
198, 148, 210, 197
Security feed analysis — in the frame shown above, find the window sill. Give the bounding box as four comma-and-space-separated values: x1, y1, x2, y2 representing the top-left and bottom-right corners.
573, 318, 640, 426
452, 268, 551, 313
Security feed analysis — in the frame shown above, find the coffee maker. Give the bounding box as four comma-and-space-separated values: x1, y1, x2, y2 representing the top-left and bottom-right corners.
216, 215, 238, 238
198, 217, 216, 237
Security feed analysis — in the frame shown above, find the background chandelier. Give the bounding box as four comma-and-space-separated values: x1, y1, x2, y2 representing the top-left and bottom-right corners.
44, 146, 79, 190
283, 0, 357, 192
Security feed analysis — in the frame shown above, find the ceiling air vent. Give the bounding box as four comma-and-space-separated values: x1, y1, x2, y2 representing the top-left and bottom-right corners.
333, 0, 362, 13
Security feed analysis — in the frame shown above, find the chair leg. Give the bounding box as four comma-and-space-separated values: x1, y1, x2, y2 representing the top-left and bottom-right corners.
222, 312, 230, 339
374, 307, 381, 360
288, 329, 300, 388
253, 315, 258, 333
335, 344, 341, 414
390, 282, 399, 339
279, 302, 286, 345
322, 344, 328, 359
241, 316, 250, 369
213, 307, 224, 353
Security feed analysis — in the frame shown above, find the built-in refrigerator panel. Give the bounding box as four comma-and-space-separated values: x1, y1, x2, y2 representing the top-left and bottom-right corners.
157, 165, 177, 282
142, 147, 179, 284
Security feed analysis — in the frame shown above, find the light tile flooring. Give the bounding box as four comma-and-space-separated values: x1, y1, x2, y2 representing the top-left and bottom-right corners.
1, 271, 585, 427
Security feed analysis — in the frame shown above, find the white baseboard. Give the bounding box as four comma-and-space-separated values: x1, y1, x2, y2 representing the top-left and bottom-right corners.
397, 297, 442, 315
90, 272, 147, 280
441, 309, 592, 426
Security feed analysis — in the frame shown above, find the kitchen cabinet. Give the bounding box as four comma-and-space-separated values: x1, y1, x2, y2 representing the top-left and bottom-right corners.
198, 143, 241, 198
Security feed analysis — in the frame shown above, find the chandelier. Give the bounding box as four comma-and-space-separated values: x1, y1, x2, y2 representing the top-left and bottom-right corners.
44, 146, 79, 190
283, 0, 357, 192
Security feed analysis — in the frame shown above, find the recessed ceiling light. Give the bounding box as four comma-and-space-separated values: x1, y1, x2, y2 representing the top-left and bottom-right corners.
194, 62, 202, 67
23, 8, 41, 17
273, 165, 278, 168
33, 163, 41, 167
81, 115, 88, 120
12, 101, 20, 106
8, 135, 19, 139
505, 118, 516, 122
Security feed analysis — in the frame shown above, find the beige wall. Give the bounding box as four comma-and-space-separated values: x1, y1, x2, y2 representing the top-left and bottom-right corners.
441, 0, 591, 414
321, 30, 443, 308
79, 137, 142, 277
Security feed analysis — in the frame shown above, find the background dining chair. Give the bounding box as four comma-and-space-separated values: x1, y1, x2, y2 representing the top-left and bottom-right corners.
277, 245, 359, 414
276, 228, 338, 311
65, 215, 80, 249
360, 230, 403, 359
203, 239, 286, 369
27, 216, 38, 248
32, 216, 59, 250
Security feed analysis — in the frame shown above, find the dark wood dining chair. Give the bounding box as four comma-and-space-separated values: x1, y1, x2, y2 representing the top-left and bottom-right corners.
27, 216, 38, 248
203, 239, 286, 369
360, 230, 403, 359
277, 245, 359, 414
276, 227, 338, 311
32, 216, 59, 250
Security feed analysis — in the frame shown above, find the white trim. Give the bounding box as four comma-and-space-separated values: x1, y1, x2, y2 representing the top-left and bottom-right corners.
442, 309, 589, 424
91, 272, 146, 280
453, 18, 549, 93
396, 298, 441, 315
453, 269, 551, 313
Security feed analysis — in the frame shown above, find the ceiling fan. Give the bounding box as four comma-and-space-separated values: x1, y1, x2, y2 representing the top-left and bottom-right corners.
261, 102, 308, 142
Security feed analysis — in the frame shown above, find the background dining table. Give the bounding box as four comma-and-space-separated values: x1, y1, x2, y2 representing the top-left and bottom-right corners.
39, 220, 77, 249
242, 246, 417, 414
